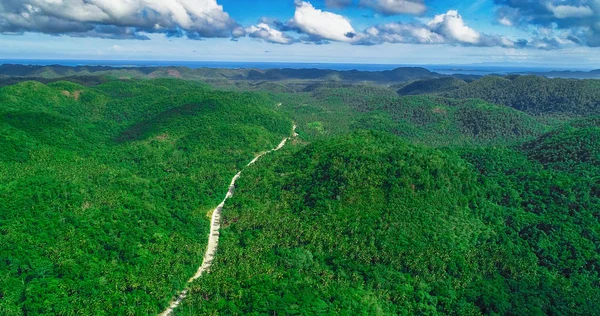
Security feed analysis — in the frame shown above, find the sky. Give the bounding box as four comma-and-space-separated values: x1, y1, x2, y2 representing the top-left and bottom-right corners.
0, 0, 599, 67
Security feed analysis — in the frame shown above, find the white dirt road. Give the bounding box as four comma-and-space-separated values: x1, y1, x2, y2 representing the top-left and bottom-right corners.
159, 125, 296, 316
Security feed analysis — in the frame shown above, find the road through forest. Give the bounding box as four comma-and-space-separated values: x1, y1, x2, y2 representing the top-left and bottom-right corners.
159, 125, 296, 316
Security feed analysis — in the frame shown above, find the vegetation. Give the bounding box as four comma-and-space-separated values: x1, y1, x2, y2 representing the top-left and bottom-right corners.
447, 75, 600, 116
273, 84, 553, 146
179, 130, 600, 315
0, 79, 290, 315
397, 77, 468, 96
1, 72, 599, 315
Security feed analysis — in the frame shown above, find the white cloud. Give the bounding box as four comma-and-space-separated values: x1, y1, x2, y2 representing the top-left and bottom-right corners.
246, 23, 294, 44
427, 10, 480, 44
546, 4, 594, 19
358, 10, 515, 48
363, 23, 444, 44
498, 17, 513, 27
289, 1, 357, 42
361, 0, 426, 15
0, 0, 239, 39
494, 0, 600, 47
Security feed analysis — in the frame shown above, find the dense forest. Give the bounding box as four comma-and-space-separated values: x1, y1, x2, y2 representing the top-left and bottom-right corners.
392, 75, 600, 116
396, 77, 468, 96
0, 73, 599, 315
0, 79, 291, 315
179, 129, 600, 315
267, 84, 555, 146
446, 76, 600, 116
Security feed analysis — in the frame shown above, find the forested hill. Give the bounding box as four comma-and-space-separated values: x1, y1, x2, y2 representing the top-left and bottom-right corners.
1, 75, 599, 315
180, 131, 600, 315
0, 64, 441, 83
0, 79, 291, 314
446, 75, 600, 115
524, 69, 600, 79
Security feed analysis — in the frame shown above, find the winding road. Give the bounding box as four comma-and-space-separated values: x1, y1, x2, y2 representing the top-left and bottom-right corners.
159, 125, 296, 316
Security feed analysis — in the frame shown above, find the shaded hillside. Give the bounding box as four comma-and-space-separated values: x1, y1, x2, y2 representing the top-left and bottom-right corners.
397, 77, 468, 95
180, 131, 600, 315
447, 75, 600, 115
522, 116, 600, 171
287, 84, 550, 145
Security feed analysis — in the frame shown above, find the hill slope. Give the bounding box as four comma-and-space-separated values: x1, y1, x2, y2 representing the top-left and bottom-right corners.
397, 77, 468, 95
447, 75, 600, 115
178, 131, 600, 315
0, 79, 291, 315
291, 84, 550, 145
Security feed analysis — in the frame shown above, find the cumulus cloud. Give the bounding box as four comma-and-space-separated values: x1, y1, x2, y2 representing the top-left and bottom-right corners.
361, 0, 427, 15
264, 5, 518, 48
0, 0, 240, 39
288, 1, 357, 42
358, 10, 515, 48
546, 3, 594, 19
427, 10, 479, 44
361, 23, 445, 44
246, 23, 295, 44
494, 0, 600, 47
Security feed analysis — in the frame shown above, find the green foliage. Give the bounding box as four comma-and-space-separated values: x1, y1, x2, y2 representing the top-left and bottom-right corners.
2, 74, 599, 316
352, 95, 549, 146
522, 116, 600, 172
265, 84, 552, 146
0, 79, 291, 315
447, 75, 600, 115
179, 131, 600, 315
397, 77, 468, 96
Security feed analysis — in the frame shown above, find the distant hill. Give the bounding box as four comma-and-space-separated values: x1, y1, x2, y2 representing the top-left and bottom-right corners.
524, 69, 600, 79
446, 75, 600, 115
295, 83, 549, 146
0, 64, 442, 83
397, 77, 468, 95
246, 67, 438, 82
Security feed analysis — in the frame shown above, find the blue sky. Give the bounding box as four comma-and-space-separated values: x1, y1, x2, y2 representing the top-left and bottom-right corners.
0, 0, 599, 68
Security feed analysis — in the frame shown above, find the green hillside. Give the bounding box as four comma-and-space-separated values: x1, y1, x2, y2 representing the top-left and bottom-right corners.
1, 75, 598, 315
179, 131, 600, 315
0, 79, 291, 315
447, 76, 600, 115
280, 84, 551, 146
397, 77, 468, 95
522, 116, 600, 172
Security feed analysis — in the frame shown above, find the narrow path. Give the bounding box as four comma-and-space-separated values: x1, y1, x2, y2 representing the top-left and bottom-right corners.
159, 125, 296, 316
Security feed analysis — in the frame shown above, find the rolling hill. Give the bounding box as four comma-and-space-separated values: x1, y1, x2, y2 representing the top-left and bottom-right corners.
397, 77, 468, 95
0, 74, 598, 315
0, 79, 291, 315
0, 64, 442, 83
446, 75, 600, 115
178, 131, 600, 315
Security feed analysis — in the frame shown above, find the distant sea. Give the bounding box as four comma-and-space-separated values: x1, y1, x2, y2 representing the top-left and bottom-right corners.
0, 59, 593, 76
